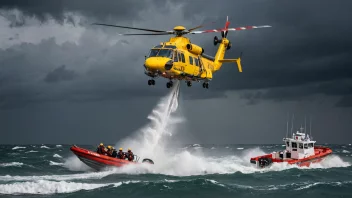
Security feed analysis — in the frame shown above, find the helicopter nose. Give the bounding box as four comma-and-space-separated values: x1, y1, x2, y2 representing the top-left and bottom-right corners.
144, 57, 173, 71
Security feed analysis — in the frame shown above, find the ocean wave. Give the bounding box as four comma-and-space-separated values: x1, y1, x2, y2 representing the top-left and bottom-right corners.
25, 150, 38, 153
12, 146, 26, 150
0, 180, 114, 195
0, 162, 24, 167
49, 161, 64, 166
0, 170, 116, 182
53, 154, 62, 158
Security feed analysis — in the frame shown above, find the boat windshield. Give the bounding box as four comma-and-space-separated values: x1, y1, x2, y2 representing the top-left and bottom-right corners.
148, 49, 173, 58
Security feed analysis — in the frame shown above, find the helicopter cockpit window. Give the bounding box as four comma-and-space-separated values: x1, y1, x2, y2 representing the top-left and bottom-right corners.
148, 49, 160, 57
156, 49, 173, 58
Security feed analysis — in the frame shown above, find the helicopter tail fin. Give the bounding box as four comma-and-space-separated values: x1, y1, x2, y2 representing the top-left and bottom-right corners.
218, 56, 242, 72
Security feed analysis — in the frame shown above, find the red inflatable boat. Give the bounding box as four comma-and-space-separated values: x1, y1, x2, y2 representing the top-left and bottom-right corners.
250, 124, 332, 168
70, 145, 154, 171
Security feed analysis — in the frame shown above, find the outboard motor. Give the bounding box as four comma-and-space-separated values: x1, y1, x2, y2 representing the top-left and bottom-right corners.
142, 158, 154, 164
258, 157, 272, 168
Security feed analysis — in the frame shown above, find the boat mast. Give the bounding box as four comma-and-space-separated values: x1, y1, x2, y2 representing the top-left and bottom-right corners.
290, 113, 295, 136
286, 112, 289, 138
310, 116, 312, 140
305, 115, 307, 135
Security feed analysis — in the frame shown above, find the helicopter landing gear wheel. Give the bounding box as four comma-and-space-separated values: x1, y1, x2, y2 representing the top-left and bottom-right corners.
148, 79, 155, 86
202, 82, 209, 89
187, 81, 192, 87
166, 81, 173, 88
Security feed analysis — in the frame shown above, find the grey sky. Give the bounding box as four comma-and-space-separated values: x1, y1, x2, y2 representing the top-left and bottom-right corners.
0, 0, 351, 144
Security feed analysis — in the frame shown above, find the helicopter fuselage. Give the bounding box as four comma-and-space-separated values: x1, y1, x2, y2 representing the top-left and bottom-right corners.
144, 36, 226, 88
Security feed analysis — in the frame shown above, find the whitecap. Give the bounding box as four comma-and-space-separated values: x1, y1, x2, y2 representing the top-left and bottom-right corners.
0, 180, 111, 195
0, 162, 24, 167
49, 161, 64, 166
25, 150, 38, 153
53, 154, 62, 158
12, 146, 26, 150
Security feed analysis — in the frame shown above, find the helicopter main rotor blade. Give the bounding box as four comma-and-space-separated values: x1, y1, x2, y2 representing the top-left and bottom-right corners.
190, 25, 271, 34
117, 32, 174, 36
92, 23, 170, 33
188, 21, 216, 32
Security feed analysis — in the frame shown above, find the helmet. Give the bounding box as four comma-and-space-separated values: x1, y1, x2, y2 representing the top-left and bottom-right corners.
107, 145, 111, 149
128, 148, 131, 151
119, 148, 123, 151
99, 143, 103, 146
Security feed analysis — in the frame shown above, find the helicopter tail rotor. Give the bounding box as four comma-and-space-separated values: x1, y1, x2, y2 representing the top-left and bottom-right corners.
214, 16, 231, 47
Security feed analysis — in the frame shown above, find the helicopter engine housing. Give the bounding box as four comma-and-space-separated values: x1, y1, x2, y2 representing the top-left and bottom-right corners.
186, 44, 204, 55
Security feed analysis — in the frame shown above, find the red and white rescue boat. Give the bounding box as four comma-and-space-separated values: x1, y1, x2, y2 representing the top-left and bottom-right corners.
70, 145, 154, 171
250, 125, 332, 168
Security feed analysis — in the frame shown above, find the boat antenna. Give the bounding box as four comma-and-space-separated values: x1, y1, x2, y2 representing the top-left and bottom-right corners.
310, 116, 312, 140
305, 115, 307, 135
286, 112, 289, 138
290, 113, 295, 136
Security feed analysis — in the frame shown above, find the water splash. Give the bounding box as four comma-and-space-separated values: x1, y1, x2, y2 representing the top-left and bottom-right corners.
114, 81, 182, 162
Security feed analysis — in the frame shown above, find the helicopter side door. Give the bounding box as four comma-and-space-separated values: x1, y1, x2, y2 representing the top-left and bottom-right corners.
172, 50, 186, 75
188, 55, 200, 77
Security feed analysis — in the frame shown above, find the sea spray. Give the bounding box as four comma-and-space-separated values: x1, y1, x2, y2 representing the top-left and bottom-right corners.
114, 81, 182, 162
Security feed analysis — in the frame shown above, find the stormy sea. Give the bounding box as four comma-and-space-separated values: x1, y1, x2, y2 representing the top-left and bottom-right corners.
1, 81, 351, 198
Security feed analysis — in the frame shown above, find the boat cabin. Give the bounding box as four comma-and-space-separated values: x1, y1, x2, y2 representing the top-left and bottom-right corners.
274, 127, 315, 160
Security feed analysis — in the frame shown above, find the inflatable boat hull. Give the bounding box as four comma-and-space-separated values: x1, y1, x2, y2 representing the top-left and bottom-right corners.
70, 145, 153, 171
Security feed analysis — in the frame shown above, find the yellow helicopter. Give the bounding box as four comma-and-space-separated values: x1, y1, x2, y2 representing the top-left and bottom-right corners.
93, 17, 271, 89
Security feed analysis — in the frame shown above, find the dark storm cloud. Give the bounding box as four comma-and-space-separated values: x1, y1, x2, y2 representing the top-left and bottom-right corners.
44, 65, 77, 83
240, 79, 352, 106
0, 0, 159, 26
336, 95, 352, 107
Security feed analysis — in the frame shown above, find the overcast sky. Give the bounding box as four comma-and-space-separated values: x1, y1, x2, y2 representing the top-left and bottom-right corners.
0, 0, 351, 145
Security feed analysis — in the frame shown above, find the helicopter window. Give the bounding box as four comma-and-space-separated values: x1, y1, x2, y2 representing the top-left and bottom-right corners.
148, 49, 160, 57
194, 58, 199, 66
156, 49, 173, 58
178, 52, 182, 62
189, 56, 193, 65
164, 45, 176, 49
181, 53, 185, 63
173, 51, 178, 62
